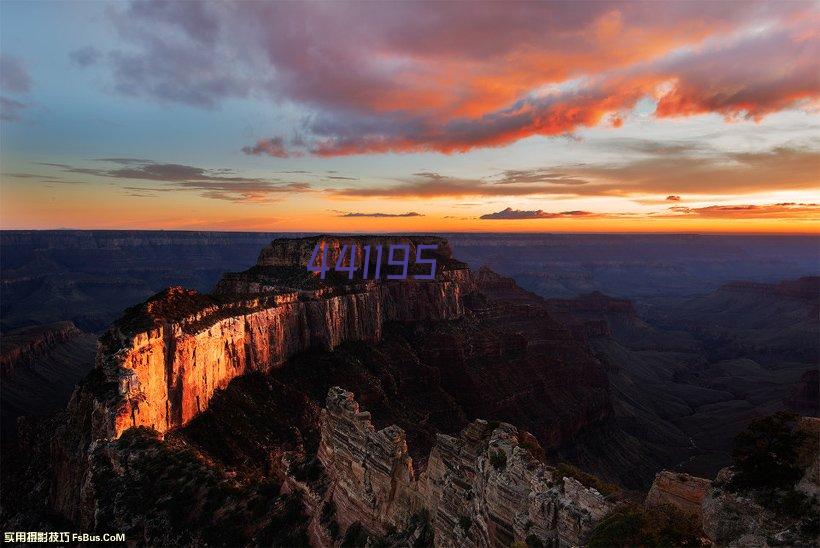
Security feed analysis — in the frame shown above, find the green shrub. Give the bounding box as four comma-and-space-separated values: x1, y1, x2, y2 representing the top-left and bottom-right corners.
588, 504, 701, 547
729, 412, 806, 492
489, 449, 507, 471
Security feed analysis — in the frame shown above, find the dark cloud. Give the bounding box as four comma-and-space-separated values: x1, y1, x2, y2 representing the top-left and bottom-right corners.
666, 195, 681, 201
327, 172, 494, 198
328, 171, 598, 199
106, 2, 247, 110
33, 159, 311, 203
122, 185, 175, 192
339, 211, 423, 218
0, 55, 32, 93
242, 137, 291, 157
69, 46, 101, 67
480, 207, 595, 220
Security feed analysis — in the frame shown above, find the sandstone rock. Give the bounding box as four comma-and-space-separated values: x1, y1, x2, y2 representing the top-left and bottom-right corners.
701, 482, 771, 546
645, 470, 711, 520
318, 387, 613, 547
93, 237, 473, 439
318, 387, 419, 536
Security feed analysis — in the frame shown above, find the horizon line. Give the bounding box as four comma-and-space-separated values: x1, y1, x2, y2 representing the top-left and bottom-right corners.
1, 228, 818, 237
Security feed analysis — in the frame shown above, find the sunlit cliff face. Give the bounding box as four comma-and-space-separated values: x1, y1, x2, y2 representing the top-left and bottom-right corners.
0, 1, 818, 232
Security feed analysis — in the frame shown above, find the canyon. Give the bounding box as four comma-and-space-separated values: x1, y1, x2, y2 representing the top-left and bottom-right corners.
3, 236, 613, 538
1, 234, 817, 546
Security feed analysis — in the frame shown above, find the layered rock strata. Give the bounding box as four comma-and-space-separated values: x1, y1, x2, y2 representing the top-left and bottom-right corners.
644, 470, 711, 519
317, 387, 612, 547
0, 321, 87, 380
0, 321, 97, 437
94, 236, 472, 439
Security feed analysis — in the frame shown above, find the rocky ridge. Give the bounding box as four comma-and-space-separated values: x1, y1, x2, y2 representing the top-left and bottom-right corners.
645, 417, 820, 546
645, 471, 711, 520
721, 277, 819, 302
0, 321, 87, 379
309, 387, 612, 547
0, 321, 98, 438
93, 236, 471, 439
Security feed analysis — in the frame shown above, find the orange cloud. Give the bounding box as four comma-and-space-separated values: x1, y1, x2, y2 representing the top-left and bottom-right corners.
662, 203, 820, 219
94, 1, 817, 157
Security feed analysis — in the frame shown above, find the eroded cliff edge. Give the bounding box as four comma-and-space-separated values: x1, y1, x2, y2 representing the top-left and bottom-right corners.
93, 236, 471, 439
301, 387, 611, 547
9, 235, 615, 539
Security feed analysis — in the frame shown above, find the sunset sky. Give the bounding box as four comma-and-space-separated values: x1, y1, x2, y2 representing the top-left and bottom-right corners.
1, 0, 818, 233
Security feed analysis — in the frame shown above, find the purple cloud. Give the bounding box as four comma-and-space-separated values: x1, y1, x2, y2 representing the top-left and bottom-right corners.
242, 137, 291, 158
76, 1, 819, 158
0, 55, 32, 93
70, 46, 101, 67
480, 207, 595, 220
32, 158, 311, 203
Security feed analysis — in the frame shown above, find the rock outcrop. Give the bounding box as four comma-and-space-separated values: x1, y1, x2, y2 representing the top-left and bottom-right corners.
649, 419, 820, 547
645, 471, 711, 520
93, 236, 472, 439
317, 387, 612, 547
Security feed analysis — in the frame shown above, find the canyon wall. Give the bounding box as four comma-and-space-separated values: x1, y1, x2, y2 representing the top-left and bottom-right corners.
0, 321, 97, 437
1, 322, 87, 379
93, 236, 472, 439
317, 387, 612, 547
